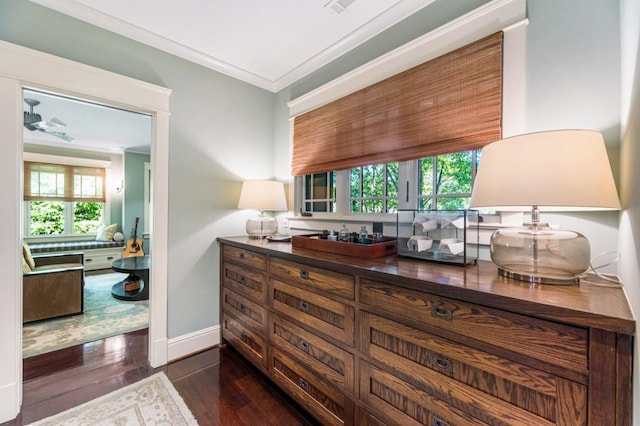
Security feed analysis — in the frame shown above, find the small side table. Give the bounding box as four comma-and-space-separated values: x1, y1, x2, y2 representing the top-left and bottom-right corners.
111, 255, 150, 301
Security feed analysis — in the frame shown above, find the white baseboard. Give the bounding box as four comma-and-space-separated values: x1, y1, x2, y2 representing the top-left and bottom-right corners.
167, 325, 221, 362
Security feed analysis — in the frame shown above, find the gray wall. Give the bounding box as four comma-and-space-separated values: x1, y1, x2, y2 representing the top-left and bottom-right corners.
123, 151, 149, 246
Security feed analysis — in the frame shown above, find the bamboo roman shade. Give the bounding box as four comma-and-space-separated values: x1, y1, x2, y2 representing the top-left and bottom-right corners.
292, 32, 503, 176
24, 161, 106, 202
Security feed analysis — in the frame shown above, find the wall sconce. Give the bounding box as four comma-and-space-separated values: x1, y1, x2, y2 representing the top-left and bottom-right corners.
469, 130, 621, 285
237, 180, 288, 239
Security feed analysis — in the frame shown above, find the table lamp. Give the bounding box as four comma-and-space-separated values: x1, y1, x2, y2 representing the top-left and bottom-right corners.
238, 180, 288, 239
469, 130, 621, 285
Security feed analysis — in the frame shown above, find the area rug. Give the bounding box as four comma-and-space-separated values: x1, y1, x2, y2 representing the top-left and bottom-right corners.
23, 272, 149, 358
28, 372, 198, 425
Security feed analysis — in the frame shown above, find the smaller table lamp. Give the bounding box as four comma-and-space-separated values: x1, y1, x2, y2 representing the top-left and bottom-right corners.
238, 180, 288, 239
469, 130, 621, 285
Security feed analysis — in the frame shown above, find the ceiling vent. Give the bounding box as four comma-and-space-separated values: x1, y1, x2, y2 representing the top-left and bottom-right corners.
324, 0, 357, 14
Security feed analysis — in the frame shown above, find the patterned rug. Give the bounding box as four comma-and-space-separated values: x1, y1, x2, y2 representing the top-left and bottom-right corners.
23, 272, 149, 358
28, 372, 198, 425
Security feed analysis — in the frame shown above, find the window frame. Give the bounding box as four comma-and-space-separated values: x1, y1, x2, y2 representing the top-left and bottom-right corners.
22, 154, 114, 239
296, 152, 479, 220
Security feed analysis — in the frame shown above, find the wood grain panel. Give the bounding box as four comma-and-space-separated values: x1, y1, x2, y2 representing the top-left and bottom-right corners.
223, 262, 267, 302
222, 313, 267, 369
359, 361, 493, 426
271, 314, 354, 393
270, 257, 355, 300
222, 288, 265, 332
360, 312, 565, 424
271, 278, 355, 346
360, 278, 588, 379
223, 244, 267, 271
271, 349, 352, 426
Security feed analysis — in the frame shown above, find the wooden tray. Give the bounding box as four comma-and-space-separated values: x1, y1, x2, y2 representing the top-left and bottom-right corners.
291, 234, 396, 258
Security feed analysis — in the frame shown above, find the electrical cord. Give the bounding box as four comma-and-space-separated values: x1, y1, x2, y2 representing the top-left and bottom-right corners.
579, 251, 623, 287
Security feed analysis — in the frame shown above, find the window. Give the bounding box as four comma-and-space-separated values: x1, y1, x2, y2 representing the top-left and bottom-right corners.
418, 150, 480, 210
350, 163, 398, 213
303, 172, 336, 213
24, 162, 106, 236
299, 151, 478, 216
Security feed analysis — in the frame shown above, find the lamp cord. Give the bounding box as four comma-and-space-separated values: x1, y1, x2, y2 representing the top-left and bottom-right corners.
579, 251, 624, 288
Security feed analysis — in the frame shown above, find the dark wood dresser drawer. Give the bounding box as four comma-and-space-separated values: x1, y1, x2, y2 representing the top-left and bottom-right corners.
359, 361, 494, 426
360, 278, 588, 381
222, 261, 267, 303
270, 278, 355, 347
269, 257, 355, 300
222, 313, 267, 369
271, 348, 353, 426
223, 245, 267, 271
271, 313, 354, 393
360, 311, 586, 425
222, 288, 266, 333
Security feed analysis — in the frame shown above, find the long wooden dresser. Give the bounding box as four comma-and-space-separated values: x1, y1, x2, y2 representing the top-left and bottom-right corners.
218, 236, 634, 426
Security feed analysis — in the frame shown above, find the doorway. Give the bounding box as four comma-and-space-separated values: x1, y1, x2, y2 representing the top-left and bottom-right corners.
21, 88, 152, 358
0, 39, 171, 418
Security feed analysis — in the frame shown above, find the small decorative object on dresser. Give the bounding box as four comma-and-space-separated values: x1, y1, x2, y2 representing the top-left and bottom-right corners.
397, 209, 479, 265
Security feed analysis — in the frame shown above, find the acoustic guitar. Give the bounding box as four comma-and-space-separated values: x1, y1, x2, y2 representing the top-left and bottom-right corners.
123, 217, 144, 258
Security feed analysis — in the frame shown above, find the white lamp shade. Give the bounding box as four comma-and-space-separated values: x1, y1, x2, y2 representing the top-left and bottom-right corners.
238, 180, 287, 211
469, 130, 621, 211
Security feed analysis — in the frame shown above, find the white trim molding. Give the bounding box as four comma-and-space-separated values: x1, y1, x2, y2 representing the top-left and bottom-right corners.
167, 325, 221, 362
288, 0, 527, 118
0, 40, 171, 422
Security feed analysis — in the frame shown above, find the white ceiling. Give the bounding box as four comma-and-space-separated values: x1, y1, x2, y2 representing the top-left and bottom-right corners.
29, 0, 434, 92
23, 0, 435, 153
23, 89, 153, 154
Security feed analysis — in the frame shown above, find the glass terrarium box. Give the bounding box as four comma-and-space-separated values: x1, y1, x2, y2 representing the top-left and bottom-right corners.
396, 209, 479, 265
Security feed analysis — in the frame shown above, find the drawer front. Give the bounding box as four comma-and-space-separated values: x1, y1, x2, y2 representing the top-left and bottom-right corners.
359, 361, 492, 426
222, 288, 266, 333
270, 257, 355, 300
271, 348, 352, 426
361, 312, 584, 425
222, 313, 267, 369
84, 249, 122, 270
222, 245, 267, 271
222, 261, 267, 303
360, 279, 588, 378
271, 278, 355, 347
271, 314, 354, 393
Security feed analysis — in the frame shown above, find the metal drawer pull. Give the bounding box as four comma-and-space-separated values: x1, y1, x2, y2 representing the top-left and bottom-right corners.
433, 354, 452, 374
299, 378, 309, 391
238, 303, 246, 312
107, 256, 114, 260
239, 332, 247, 341
300, 270, 309, 280
300, 301, 309, 312
239, 252, 245, 259
86, 259, 93, 262
431, 415, 450, 426
239, 275, 246, 283
300, 341, 309, 352
431, 305, 452, 320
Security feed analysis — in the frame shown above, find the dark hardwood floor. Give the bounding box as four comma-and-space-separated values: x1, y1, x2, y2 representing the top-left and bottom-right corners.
5, 329, 317, 425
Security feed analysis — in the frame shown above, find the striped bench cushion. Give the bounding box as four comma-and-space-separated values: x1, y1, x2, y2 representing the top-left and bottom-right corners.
29, 240, 125, 254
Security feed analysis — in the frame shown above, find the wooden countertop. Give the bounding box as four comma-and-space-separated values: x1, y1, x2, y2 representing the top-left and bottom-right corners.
218, 236, 635, 335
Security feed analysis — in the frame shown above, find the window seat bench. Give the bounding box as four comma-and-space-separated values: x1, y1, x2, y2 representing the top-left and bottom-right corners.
29, 241, 125, 271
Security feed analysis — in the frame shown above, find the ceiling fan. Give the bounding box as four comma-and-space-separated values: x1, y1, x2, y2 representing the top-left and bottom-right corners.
23, 98, 75, 142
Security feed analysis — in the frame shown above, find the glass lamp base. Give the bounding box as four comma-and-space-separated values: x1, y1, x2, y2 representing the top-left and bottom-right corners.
490, 224, 590, 285
246, 216, 278, 239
